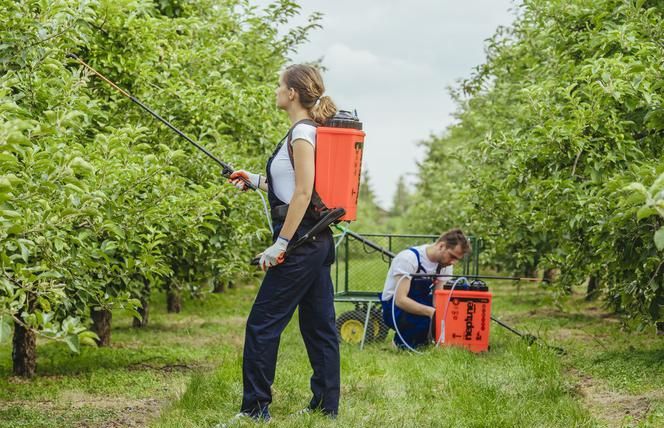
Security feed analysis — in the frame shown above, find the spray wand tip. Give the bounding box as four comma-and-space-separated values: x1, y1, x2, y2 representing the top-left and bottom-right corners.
66, 53, 78, 60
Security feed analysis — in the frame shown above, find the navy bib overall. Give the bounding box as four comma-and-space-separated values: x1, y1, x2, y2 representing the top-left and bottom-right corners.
241, 128, 340, 418
380, 248, 435, 349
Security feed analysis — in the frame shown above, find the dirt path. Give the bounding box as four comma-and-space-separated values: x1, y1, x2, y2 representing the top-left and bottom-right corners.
0, 395, 167, 427
572, 369, 661, 427
0, 369, 191, 428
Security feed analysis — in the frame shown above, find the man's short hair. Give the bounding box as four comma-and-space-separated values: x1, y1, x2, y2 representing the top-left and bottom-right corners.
437, 228, 471, 255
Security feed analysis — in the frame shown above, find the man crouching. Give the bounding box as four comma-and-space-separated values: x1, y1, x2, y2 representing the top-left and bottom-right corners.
379, 229, 471, 349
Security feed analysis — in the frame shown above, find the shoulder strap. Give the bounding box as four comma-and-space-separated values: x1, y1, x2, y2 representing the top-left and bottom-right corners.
286, 118, 318, 164
285, 119, 329, 217
408, 247, 426, 274
272, 119, 318, 161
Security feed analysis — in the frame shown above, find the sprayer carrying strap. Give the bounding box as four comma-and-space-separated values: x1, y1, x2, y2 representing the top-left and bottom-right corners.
284, 119, 329, 219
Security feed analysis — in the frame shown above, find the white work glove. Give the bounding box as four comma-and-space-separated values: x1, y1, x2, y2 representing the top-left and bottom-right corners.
229, 170, 260, 191
259, 236, 289, 271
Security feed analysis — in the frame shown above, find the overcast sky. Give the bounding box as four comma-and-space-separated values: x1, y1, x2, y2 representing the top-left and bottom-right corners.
253, 0, 518, 209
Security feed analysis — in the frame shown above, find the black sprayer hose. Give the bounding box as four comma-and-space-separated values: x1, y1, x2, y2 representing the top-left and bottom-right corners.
66, 53, 254, 189
491, 316, 566, 355
410, 273, 544, 282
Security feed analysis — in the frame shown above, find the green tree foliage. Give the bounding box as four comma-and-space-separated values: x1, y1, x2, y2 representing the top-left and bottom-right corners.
390, 175, 411, 217
0, 0, 318, 371
409, 0, 664, 325
382, 174, 416, 233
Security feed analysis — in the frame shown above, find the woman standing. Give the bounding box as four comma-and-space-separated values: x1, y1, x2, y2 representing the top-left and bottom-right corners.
229, 64, 340, 421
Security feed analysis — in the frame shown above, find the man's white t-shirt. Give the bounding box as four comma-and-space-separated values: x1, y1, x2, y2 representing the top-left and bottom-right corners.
381, 244, 453, 301
269, 123, 317, 204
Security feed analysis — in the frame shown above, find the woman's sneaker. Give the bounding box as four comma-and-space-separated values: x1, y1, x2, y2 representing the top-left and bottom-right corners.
293, 407, 312, 416
215, 410, 271, 427
291, 407, 337, 419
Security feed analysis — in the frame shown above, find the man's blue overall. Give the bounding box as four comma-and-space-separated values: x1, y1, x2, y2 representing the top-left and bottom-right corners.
241, 126, 340, 418
380, 248, 435, 349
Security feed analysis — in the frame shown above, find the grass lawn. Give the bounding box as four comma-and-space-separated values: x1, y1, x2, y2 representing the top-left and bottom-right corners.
0, 266, 662, 427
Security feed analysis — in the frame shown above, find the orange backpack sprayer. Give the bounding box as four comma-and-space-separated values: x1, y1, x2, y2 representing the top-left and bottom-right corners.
314, 111, 365, 221
433, 279, 492, 353
248, 111, 365, 266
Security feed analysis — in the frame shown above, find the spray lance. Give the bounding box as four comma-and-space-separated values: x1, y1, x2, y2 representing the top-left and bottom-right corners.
67, 54, 354, 260
65, 54, 277, 242
66, 54, 253, 187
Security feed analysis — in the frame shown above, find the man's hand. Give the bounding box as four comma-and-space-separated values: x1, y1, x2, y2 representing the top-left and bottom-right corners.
259, 236, 289, 271
229, 170, 260, 191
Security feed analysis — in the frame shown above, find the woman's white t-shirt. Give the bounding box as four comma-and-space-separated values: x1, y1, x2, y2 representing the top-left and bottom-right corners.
381, 244, 453, 301
269, 123, 317, 204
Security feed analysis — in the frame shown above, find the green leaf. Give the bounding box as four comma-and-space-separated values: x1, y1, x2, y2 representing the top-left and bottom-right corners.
102, 222, 125, 239
0, 153, 18, 165
649, 172, 664, 195
78, 331, 100, 348
37, 296, 52, 312
7, 132, 29, 146
644, 109, 664, 131
64, 183, 85, 194
0, 176, 12, 192
0, 316, 12, 343
201, 222, 217, 232
17, 239, 30, 262
655, 227, 664, 251
637, 206, 658, 220
126, 307, 141, 320
64, 334, 80, 353
0, 209, 21, 218
70, 157, 95, 175
623, 183, 648, 196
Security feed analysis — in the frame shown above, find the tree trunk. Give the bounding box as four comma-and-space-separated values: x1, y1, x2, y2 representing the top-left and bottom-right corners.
212, 279, 225, 293
133, 296, 149, 328
586, 275, 599, 301
656, 322, 663, 336
91, 308, 112, 346
12, 320, 36, 378
227, 280, 234, 289
524, 265, 537, 279
166, 285, 182, 313
543, 268, 556, 283
133, 282, 150, 328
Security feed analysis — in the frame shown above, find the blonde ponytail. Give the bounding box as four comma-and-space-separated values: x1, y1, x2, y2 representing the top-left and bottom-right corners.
284, 64, 337, 125
310, 96, 337, 125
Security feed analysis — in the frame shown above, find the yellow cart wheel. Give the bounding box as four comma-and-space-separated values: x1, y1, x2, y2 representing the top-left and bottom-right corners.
338, 318, 364, 344
336, 309, 385, 344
